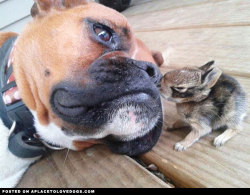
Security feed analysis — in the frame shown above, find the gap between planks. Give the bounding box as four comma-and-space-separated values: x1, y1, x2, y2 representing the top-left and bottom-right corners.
134, 23, 250, 33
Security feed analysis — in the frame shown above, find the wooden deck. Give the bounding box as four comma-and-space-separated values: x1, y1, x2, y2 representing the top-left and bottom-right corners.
18, 0, 250, 188
18, 146, 169, 188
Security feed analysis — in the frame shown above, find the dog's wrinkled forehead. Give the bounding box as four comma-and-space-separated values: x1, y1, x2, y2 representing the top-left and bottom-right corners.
32, 0, 95, 16
32, 1, 131, 33
27, 1, 134, 68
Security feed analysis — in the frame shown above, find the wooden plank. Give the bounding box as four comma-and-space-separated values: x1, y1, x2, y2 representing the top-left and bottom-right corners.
130, 0, 153, 6
140, 76, 250, 188
0, 0, 33, 29
18, 146, 171, 188
126, 0, 250, 32
134, 27, 250, 77
141, 127, 250, 187
124, 0, 225, 17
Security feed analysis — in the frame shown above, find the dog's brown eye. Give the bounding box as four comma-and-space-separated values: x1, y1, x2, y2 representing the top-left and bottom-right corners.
94, 26, 112, 42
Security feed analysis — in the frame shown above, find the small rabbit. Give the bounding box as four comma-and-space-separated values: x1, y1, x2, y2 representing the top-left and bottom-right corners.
160, 61, 247, 151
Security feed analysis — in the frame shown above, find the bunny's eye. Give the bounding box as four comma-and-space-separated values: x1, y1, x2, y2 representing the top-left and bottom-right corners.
175, 87, 185, 90
172, 87, 187, 93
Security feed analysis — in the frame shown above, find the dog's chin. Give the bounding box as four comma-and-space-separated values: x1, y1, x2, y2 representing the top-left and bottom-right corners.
102, 111, 163, 156
97, 109, 160, 143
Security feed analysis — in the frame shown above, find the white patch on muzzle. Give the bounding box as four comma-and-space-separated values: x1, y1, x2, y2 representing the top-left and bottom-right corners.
31, 104, 159, 150
103, 105, 159, 141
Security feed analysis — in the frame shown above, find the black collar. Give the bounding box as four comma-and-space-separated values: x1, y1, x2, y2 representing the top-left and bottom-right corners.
0, 36, 46, 158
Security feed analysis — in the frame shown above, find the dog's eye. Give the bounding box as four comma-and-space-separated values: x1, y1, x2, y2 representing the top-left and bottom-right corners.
94, 25, 112, 42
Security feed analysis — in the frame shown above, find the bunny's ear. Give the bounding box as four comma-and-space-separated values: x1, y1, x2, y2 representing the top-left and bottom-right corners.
31, 0, 90, 17
200, 62, 222, 89
199, 60, 215, 72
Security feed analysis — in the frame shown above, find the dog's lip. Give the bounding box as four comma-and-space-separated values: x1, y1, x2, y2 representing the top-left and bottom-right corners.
53, 99, 88, 117
53, 90, 154, 117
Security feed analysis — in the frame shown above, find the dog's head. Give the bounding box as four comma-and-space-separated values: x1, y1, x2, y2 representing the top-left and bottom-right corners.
13, 0, 164, 156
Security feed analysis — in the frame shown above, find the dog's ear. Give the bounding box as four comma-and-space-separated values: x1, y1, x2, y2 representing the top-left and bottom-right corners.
31, 0, 90, 17
64, 0, 91, 8
33, 0, 64, 14
31, 3, 39, 17
151, 50, 164, 67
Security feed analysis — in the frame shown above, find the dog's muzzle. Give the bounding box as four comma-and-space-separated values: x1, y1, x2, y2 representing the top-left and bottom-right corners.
50, 57, 163, 156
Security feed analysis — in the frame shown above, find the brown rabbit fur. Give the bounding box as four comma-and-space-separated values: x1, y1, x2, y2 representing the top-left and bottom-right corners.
160, 61, 247, 151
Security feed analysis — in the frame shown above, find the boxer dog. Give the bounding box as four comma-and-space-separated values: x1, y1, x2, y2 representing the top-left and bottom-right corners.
0, 0, 164, 187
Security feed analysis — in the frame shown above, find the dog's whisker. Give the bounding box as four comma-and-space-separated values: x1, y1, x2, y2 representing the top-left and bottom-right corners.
63, 149, 70, 168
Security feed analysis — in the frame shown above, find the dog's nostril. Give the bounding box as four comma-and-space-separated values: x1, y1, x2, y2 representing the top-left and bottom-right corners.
146, 66, 156, 78
144, 63, 162, 85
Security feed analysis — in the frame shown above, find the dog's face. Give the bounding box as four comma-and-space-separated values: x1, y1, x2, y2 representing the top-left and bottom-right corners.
13, 0, 163, 156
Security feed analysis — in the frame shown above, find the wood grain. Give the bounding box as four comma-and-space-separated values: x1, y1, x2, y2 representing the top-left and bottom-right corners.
124, 0, 226, 17
134, 27, 250, 77
141, 124, 250, 188
18, 146, 170, 188
127, 0, 250, 32
130, 0, 153, 7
